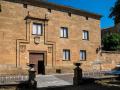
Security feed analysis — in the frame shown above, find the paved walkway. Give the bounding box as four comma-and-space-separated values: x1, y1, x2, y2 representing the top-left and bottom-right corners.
35, 72, 115, 88
36, 73, 73, 88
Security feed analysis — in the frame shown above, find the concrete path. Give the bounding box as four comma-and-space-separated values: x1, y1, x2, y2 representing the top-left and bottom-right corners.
35, 72, 108, 88
36, 73, 73, 88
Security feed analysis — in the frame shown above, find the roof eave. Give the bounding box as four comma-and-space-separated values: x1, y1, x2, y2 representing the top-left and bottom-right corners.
4, 0, 102, 19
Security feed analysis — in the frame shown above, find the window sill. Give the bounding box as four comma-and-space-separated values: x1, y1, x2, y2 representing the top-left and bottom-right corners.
82, 39, 89, 41
62, 60, 70, 61
32, 34, 43, 36
60, 37, 68, 39
80, 59, 86, 61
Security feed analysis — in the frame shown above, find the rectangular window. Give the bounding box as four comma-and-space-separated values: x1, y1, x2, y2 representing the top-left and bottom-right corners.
83, 30, 89, 40
63, 49, 70, 60
80, 50, 86, 60
60, 27, 68, 38
32, 23, 42, 35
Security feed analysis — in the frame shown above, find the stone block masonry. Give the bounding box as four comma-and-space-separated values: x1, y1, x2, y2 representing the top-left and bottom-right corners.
99, 51, 120, 71
0, 0, 101, 74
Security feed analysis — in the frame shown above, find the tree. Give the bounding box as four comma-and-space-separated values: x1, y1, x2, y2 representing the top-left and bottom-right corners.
102, 33, 120, 51
109, 0, 120, 24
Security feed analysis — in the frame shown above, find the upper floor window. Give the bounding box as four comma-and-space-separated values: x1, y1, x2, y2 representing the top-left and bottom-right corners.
63, 49, 70, 60
60, 27, 68, 38
80, 50, 86, 60
32, 23, 42, 35
83, 30, 89, 40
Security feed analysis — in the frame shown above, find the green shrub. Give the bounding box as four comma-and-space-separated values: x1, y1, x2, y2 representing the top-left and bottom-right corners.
102, 33, 120, 51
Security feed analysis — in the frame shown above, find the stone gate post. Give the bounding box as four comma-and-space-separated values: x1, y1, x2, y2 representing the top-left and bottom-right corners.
73, 63, 82, 86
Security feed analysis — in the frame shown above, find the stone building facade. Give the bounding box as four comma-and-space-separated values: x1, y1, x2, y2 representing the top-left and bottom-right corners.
0, 0, 101, 74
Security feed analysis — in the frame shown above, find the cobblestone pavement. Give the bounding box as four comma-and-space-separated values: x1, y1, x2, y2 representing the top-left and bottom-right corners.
36, 73, 73, 88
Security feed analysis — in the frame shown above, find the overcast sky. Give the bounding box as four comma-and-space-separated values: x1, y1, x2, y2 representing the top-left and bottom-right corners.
48, 0, 116, 29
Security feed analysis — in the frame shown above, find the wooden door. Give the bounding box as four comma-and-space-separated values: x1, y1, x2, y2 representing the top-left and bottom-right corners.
29, 53, 45, 74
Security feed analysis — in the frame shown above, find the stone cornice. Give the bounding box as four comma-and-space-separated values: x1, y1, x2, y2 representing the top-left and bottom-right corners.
4, 0, 102, 20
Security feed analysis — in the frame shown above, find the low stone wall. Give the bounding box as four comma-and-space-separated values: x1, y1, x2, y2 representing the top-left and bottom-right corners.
0, 67, 28, 75
99, 51, 120, 70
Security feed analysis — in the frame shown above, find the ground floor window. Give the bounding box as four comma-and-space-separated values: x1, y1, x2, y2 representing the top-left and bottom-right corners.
63, 49, 70, 60
80, 50, 86, 60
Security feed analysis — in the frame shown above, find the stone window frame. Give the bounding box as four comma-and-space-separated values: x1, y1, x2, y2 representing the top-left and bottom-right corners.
32, 23, 43, 36
82, 30, 89, 40
80, 50, 86, 61
63, 49, 70, 61
60, 27, 68, 38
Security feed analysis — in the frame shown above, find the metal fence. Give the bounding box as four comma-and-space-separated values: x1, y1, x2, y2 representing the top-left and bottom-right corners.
0, 74, 28, 85
0, 71, 107, 85
83, 71, 106, 78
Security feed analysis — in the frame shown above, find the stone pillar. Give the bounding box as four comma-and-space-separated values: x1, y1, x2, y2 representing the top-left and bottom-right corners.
73, 63, 82, 86
28, 64, 37, 88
